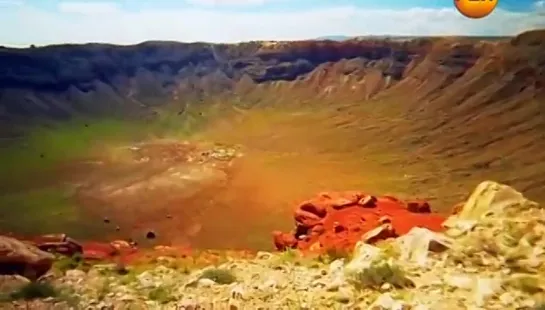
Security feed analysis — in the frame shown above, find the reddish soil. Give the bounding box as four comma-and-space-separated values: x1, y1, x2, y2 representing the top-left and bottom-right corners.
273, 191, 445, 254
10, 188, 447, 265
71, 191, 446, 263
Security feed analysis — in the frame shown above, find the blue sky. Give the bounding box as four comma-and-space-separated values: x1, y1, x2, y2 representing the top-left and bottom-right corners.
1, 0, 544, 46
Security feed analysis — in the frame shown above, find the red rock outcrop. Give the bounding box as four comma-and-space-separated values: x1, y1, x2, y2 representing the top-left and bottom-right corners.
273, 191, 445, 254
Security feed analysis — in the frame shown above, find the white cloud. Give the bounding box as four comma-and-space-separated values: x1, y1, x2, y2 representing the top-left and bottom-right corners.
535, 0, 545, 15
1, 4, 543, 46
185, 0, 271, 6
0, 0, 22, 7
58, 1, 119, 15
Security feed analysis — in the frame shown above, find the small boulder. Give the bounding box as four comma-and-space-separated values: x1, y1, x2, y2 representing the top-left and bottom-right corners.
146, 230, 156, 239
358, 195, 377, 208
127, 238, 138, 247
110, 240, 131, 250
82, 242, 118, 260
110, 240, 137, 255
396, 227, 453, 266
443, 181, 539, 237
361, 224, 397, 244
272, 231, 297, 251
294, 208, 324, 227
329, 191, 364, 210
32, 234, 83, 257
368, 293, 407, 310
344, 242, 381, 278
0, 236, 55, 280
406, 200, 431, 213
378, 216, 391, 224
197, 278, 216, 288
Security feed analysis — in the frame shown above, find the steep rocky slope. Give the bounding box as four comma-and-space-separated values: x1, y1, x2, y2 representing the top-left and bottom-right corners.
0, 39, 421, 121
0, 31, 543, 121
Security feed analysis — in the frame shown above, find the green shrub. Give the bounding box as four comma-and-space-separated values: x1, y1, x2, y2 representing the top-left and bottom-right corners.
53, 253, 83, 272
9, 282, 59, 300
351, 259, 413, 290
199, 268, 237, 284
506, 274, 544, 294
148, 286, 175, 304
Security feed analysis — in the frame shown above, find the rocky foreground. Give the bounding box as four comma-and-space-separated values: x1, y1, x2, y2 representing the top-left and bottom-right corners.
2, 181, 545, 309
